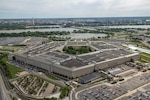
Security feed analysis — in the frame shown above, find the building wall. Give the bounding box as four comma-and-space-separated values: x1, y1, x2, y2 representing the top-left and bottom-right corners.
126, 53, 140, 61
53, 66, 72, 78
95, 61, 108, 70
14, 53, 140, 78
72, 65, 94, 78
14, 55, 52, 72
14, 55, 26, 62
95, 53, 140, 70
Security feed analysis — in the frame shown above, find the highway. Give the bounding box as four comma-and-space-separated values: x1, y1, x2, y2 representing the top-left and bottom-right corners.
0, 73, 11, 100
123, 44, 150, 54
0, 82, 4, 100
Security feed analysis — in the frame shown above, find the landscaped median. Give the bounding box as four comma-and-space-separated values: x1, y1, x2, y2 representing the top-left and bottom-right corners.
59, 86, 72, 99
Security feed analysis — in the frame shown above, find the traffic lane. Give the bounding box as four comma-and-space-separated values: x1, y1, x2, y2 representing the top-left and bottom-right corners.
0, 74, 11, 100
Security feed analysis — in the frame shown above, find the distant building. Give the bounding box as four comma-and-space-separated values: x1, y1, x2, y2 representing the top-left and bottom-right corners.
132, 34, 150, 41
126, 29, 138, 33
32, 17, 35, 26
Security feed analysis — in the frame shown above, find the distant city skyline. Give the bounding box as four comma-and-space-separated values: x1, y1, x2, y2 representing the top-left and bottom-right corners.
0, 0, 150, 19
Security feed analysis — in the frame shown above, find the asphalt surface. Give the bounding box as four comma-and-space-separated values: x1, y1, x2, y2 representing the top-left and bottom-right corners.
0, 82, 4, 100
124, 44, 150, 54
71, 80, 107, 100
0, 74, 11, 100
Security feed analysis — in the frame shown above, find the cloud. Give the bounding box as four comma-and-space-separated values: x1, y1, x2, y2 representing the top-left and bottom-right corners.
0, 0, 150, 18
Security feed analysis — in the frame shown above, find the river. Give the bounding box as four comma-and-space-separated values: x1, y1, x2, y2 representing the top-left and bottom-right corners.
53, 33, 107, 39
97, 25, 150, 29
0, 28, 78, 33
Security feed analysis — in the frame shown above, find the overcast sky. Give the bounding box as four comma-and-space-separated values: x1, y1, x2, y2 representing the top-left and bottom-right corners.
0, 0, 150, 19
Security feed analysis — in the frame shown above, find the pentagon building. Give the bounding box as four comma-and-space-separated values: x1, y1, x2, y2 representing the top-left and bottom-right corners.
11, 41, 140, 79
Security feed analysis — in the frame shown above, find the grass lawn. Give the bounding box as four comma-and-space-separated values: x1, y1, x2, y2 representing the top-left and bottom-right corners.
0, 48, 14, 52
6, 62, 23, 79
130, 39, 141, 43
0, 54, 23, 79
60, 86, 72, 99
130, 39, 149, 49
63, 46, 92, 55
46, 74, 59, 80
140, 52, 150, 63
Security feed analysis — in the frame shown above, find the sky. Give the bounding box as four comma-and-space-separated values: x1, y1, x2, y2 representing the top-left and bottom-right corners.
0, 0, 150, 19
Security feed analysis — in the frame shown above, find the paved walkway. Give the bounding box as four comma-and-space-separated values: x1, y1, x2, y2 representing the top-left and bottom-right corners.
47, 92, 60, 98
31, 72, 66, 87
20, 37, 31, 44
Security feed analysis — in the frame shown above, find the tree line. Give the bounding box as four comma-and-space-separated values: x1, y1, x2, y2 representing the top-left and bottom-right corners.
0, 31, 70, 37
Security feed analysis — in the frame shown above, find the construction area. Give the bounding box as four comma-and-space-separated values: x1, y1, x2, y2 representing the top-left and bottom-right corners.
12, 74, 60, 98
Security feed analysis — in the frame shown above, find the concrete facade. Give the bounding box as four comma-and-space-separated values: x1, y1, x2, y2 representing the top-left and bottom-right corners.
12, 41, 140, 79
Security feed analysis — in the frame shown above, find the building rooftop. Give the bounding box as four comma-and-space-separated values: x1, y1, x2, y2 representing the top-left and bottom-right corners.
79, 49, 131, 62
60, 58, 89, 68
15, 41, 134, 69
46, 52, 70, 59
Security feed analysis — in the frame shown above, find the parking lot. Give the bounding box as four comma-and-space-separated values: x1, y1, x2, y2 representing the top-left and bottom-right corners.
120, 89, 150, 100
0, 37, 47, 46
79, 84, 127, 100
120, 72, 150, 91
78, 67, 150, 100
